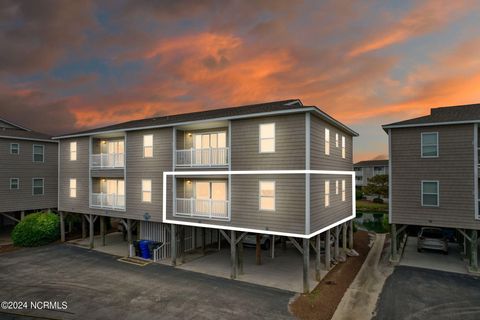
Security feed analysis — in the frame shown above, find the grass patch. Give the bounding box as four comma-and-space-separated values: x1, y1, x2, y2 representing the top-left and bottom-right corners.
356, 199, 388, 213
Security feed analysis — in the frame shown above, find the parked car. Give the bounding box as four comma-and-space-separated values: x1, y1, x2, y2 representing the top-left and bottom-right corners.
243, 234, 281, 250
417, 227, 448, 254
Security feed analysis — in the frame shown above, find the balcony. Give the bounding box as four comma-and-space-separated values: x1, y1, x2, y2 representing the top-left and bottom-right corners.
91, 153, 125, 169
175, 198, 229, 220
176, 147, 229, 167
91, 193, 125, 210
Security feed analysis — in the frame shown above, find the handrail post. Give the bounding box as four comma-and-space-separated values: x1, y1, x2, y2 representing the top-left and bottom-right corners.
190, 148, 193, 167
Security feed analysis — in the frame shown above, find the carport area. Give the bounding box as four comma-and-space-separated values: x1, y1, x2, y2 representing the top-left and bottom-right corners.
69, 232, 131, 257
176, 244, 324, 292
399, 237, 468, 274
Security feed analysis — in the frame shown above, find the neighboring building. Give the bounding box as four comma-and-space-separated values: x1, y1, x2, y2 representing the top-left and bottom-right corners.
383, 103, 480, 270
354, 159, 388, 187
53, 99, 358, 292
0, 118, 58, 224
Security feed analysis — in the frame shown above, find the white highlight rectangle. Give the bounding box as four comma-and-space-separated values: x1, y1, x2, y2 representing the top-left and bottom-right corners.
163, 170, 355, 239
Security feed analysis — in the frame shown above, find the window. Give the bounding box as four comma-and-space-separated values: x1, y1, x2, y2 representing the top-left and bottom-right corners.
10, 143, 19, 155
33, 145, 44, 162
70, 142, 77, 161
422, 181, 439, 206
10, 178, 19, 190
259, 123, 275, 153
341, 136, 346, 159
325, 128, 330, 155
142, 179, 152, 202
69, 179, 77, 198
32, 178, 44, 195
335, 133, 339, 148
421, 132, 438, 157
342, 179, 346, 201
335, 180, 339, 195
143, 135, 153, 158
356, 176, 363, 181
259, 181, 275, 211
325, 180, 330, 207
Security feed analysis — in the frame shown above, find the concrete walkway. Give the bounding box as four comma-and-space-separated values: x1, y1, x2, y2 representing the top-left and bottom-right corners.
69, 232, 130, 257
331, 234, 393, 320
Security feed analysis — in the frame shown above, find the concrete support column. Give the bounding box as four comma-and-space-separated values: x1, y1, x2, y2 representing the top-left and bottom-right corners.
238, 233, 244, 275
315, 234, 321, 281
391, 223, 397, 261
230, 230, 237, 279
82, 215, 86, 239
201, 228, 206, 255
334, 226, 340, 259
180, 226, 186, 264
171, 224, 177, 266
348, 220, 354, 249
20, 211, 25, 220
89, 214, 94, 249
100, 216, 106, 246
470, 229, 478, 271
302, 238, 310, 293
342, 222, 347, 252
256, 234, 262, 265
60, 211, 65, 242
325, 229, 331, 270
127, 219, 132, 244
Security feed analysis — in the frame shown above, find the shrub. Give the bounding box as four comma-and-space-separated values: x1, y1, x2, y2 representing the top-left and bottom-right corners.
373, 197, 384, 204
11, 212, 60, 247
356, 189, 363, 200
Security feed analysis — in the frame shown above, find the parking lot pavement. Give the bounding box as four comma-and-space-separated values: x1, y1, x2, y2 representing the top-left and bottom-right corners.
0, 244, 294, 320
374, 266, 480, 320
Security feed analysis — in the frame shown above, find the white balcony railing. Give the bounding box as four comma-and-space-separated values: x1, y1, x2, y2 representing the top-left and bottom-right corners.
91, 153, 125, 169
91, 193, 125, 210
175, 198, 229, 220
176, 148, 229, 167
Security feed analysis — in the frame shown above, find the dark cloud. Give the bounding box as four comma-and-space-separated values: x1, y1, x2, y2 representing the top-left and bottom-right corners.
0, 0, 95, 74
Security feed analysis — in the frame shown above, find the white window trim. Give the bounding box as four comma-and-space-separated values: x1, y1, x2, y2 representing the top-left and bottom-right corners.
259, 180, 276, 211
259, 123, 276, 153
32, 178, 44, 196
143, 134, 154, 158
33, 144, 45, 163
341, 136, 346, 159
325, 128, 330, 155
10, 178, 19, 190
69, 178, 77, 198
421, 132, 439, 158
70, 142, 77, 161
342, 179, 346, 202
142, 179, 152, 203
325, 180, 330, 207
10, 143, 19, 155
421, 180, 439, 207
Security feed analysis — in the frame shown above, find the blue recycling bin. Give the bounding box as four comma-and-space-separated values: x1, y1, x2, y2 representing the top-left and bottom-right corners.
139, 240, 151, 259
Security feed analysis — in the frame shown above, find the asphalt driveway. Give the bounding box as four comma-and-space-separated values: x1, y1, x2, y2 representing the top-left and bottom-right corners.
0, 244, 294, 320
374, 266, 480, 320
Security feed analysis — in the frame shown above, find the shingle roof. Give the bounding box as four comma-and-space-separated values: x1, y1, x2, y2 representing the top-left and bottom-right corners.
54, 99, 359, 138
354, 159, 389, 167
383, 103, 480, 129
0, 127, 55, 142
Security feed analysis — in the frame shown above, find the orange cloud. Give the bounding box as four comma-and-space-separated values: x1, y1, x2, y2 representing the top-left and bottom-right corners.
348, 0, 473, 57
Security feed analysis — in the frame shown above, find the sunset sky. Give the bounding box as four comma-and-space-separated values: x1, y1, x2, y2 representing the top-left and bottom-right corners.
1, 0, 480, 161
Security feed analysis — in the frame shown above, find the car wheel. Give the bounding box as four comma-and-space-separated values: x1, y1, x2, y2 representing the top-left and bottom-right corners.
262, 240, 270, 251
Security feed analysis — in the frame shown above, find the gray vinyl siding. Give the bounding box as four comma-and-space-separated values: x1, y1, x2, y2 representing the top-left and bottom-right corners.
231, 114, 306, 170
90, 169, 124, 178
311, 115, 353, 171
310, 174, 353, 233
125, 128, 173, 222
390, 124, 480, 229
0, 138, 58, 212
166, 174, 306, 234
58, 137, 91, 214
